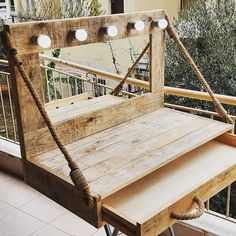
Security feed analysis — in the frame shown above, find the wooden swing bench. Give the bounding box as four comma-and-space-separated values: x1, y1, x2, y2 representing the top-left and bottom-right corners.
3, 10, 236, 236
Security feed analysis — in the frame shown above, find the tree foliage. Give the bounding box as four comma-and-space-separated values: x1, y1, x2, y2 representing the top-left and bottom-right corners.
18, 0, 104, 21
165, 0, 236, 115
165, 0, 236, 218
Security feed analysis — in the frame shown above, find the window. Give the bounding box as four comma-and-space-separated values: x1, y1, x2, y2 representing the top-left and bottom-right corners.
0, 0, 8, 19
111, 0, 124, 14
10, 0, 15, 12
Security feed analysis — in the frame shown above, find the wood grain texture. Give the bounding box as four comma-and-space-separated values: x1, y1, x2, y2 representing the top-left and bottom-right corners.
9, 53, 45, 133
5, 10, 165, 55
215, 132, 236, 147
103, 140, 236, 235
48, 95, 126, 123
149, 31, 165, 94
45, 92, 89, 111
25, 93, 163, 157
8, 53, 45, 160
29, 108, 232, 198
89, 120, 231, 197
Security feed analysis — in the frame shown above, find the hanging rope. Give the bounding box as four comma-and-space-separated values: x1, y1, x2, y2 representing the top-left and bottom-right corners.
165, 14, 233, 124
2, 32, 94, 208
110, 42, 150, 96
171, 196, 205, 221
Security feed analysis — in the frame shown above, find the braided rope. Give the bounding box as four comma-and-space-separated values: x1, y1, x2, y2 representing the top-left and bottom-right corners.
171, 197, 205, 221
2, 32, 94, 208
110, 42, 150, 96
165, 14, 233, 124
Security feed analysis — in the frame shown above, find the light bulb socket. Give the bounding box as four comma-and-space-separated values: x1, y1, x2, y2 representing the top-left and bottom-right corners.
127, 22, 135, 30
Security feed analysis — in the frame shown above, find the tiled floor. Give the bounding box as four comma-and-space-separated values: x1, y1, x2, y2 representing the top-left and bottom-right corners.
0, 170, 113, 236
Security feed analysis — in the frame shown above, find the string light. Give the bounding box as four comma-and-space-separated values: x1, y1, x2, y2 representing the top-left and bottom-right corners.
36, 34, 52, 49
153, 19, 168, 29
128, 20, 145, 31
105, 25, 119, 37
75, 29, 88, 42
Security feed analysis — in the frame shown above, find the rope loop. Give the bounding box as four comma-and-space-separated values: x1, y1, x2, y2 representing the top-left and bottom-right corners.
171, 196, 205, 221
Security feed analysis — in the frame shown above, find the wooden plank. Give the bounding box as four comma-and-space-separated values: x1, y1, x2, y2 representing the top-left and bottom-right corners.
83, 117, 210, 184
5, 10, 165, 55
9, 53, 45, 133
215, 132, 236, 147
90, 121, 232, 197
102, 204, 137, 236
29, 108, 201, 180
47, 94, 122, 118
103, 141, 236, 235
25, 93, 163, 157
7, 52, 45, 160
45, 92, 89, 111
30, 116, 154, 165
29, 108, 232, 199
49, 95, 126, 123
149, 31, 165, 94
30, 109, 175, 169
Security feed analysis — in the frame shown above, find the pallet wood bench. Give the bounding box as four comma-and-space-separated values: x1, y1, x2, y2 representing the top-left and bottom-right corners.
4, 9, 236, 236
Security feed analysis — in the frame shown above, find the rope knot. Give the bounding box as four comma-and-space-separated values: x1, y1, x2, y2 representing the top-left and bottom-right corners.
70, 169, 94, 208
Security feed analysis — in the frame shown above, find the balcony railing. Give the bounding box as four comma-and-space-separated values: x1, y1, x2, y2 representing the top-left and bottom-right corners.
0, 55, 236, 226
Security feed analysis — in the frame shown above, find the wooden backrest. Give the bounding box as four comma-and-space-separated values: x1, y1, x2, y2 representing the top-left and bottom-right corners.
6, 10, 166, 159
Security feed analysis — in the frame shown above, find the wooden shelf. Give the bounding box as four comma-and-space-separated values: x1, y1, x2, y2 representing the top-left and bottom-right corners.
29, 108, 232, 198
47, 94, 127, 123
102, 140, 236, 235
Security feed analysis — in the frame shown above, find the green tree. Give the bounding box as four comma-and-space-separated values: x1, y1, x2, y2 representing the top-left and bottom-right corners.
165, 0, 236, 115
165, 0, 236, 218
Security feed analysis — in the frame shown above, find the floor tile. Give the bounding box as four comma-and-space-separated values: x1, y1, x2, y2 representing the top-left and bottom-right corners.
50, 211, 97, 236
20, 195, 66, 223
0, 180, 40, 208
0, 171, 18, 189
31, 225, 70, 236
92, 228, 106, 236
0, 201, 45, 236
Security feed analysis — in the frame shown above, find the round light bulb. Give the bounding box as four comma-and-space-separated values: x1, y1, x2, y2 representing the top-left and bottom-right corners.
36, 34, 51, 49
75, 29, 88, 42
134, 20, 145, 31
158, 19, 168, 29
107, 26, 118, 37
